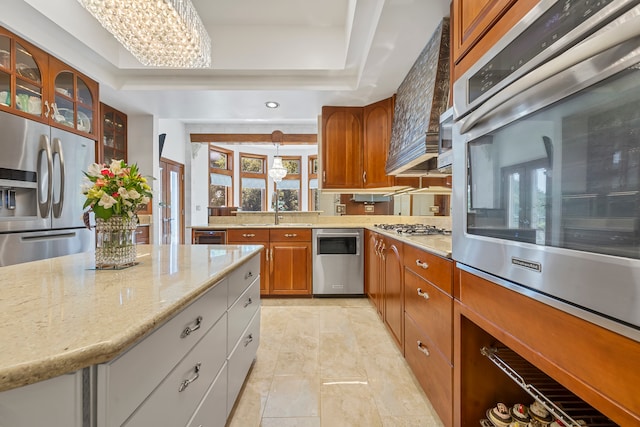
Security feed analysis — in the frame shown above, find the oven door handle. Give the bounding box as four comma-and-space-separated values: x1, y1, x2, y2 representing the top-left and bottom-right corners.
460, 10, 640, 135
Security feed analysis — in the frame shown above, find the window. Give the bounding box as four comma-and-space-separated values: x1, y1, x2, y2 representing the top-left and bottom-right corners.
240, 153, 267, 211
274, 156, 301, 211
209, 145, 233, 207
309, 155, 318, 211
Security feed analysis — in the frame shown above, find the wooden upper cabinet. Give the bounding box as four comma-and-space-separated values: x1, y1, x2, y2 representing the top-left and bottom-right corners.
0, 27, 49, 122
321, 106, 363, 189
363, 97, 394, 188
321, 96, 396, 190
100, 103, 127, 164
0, 26, 99, 139
451, 0, 538, 81
48, 57, 98, 138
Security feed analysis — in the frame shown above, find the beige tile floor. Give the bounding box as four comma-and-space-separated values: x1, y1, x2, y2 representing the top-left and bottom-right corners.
227, 298, 445, 427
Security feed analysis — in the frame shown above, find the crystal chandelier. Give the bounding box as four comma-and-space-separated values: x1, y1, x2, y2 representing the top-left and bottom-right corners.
268, 144, 287, 183
78, 0, 212, 68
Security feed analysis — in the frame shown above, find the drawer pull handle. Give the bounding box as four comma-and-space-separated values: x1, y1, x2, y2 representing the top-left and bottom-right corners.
244, 297, 253, 308
417, 340, 430, 357
284, 233, 298, 238
181, 316, 203, 338
242, 233, 256, 238
178, 363, 201, 392
244, 333, 253, 347
245, 271, 253, 280
417, 288, 430, 300
415, 259, 429, 269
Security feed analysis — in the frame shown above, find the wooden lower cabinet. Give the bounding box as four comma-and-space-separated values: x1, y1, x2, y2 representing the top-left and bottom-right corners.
383, 237, 404, 352
365, 230, 383, 316
228, 228, 311, 296
455, 267, 640, 426
226, 228, 269, 294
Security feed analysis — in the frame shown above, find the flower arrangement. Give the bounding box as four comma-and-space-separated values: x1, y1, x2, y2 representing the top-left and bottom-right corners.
82, 159, 152, 220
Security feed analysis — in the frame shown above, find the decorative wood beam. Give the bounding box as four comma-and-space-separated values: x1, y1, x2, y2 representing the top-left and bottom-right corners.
190, 131, 317, 145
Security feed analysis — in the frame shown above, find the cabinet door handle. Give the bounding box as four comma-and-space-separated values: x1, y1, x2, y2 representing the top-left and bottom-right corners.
244, 333, 254, 347
265, 247, 269, 261
244, 271, 254, 280
244, 297, 253, 308
323, 170, 326, 182
178, 363, 201, 392
284, 233, 297, 238
363, 171, 367, 183
242, 233, 255, 238
415, 259, 429, 269
180, 316, 203, 338
417, 288, 430, 300
417, 340, 430, 357
44, 100, 50, 118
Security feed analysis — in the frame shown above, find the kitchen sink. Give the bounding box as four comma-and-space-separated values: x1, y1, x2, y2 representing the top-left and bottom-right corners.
240, 223, 273, 226
240, 223, 313, 227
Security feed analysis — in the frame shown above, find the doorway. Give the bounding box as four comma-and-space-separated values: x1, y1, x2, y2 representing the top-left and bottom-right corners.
159, 158, 185, 244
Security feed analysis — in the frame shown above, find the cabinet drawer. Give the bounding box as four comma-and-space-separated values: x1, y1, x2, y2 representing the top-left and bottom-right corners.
227, 228, 269, 242
228, 278, 260, 354
97, 280, 228, 427
227, 254, 260, 306
269, 228, 311, 242
134, 226, 149, 244
227, 308, 261, 417
404, 269, 453, 362
403, 244, 452, 295
123, 315, 228, 427
404, 313, 452, 427
186, 362, 228, 427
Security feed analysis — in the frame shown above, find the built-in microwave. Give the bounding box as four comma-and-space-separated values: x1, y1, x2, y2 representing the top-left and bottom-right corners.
452, 0, 640, 340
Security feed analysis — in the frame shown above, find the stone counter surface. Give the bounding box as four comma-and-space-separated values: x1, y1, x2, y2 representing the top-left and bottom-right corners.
0, 244, 262, 392
192, 224, 453, 258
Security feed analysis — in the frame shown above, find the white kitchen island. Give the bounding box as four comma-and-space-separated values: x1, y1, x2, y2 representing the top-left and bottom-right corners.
0, 244, 263, 427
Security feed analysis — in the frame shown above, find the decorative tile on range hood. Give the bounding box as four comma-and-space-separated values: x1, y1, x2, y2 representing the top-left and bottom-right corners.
386, 18, 450, 176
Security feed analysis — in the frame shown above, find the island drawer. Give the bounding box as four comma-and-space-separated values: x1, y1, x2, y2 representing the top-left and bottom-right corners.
404, 268, 453, 362
227, 254, 260, 306
403, 244, 452, 295
227, 308, 261, 417
186, 362, 228, 427
97, 279, 228, 427
226, 228, 269, 242
122, 314, 228, 427
227, 278, 260, 354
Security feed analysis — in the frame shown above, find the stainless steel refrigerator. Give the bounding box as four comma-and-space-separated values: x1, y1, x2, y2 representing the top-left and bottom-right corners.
0, 110, 94, 266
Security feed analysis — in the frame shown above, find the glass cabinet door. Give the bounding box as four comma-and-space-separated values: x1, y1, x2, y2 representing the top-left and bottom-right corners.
0, 34, 10, 108
100, 103, 127, 164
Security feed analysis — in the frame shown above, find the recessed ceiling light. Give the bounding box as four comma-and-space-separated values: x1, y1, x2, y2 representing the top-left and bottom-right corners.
265, 101, 280, 109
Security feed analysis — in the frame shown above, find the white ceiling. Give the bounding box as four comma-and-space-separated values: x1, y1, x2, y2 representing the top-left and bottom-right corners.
3, 0, 450, 127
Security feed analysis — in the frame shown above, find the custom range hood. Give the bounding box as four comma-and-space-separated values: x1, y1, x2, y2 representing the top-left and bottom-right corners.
386, 18, 450, 176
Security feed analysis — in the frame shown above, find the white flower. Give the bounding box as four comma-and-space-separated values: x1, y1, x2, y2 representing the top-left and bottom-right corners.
122, 199, 133, 207
110, 159, 124, 175
80, 180, 93, 194
118, 187, 130, 199
98, 193, 117, 209
128, 189, 141, 199
87, 163, 103, 178
140, 195, 150, 204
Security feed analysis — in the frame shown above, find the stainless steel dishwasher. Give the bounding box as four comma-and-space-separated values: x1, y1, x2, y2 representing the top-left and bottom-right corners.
312, 228, 364, 296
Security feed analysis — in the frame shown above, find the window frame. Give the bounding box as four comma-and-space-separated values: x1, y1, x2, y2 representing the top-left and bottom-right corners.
272, 155, 302, 212
208, 144, 234, 207
240, 152, 267, 211
308, 155, 318, 211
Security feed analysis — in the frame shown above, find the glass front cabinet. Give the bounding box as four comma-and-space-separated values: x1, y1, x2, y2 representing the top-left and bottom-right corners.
0, 26, 98, 139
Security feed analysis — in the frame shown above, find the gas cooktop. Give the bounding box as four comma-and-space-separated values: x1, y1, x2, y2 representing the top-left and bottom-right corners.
374, 224, 451, 236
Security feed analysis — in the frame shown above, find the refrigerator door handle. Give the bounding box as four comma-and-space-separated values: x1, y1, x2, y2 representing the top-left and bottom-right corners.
51, 137, 65, 218
37, 134, 53, 218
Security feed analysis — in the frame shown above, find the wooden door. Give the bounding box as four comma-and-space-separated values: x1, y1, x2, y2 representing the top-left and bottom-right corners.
363, 97, 394, 188
321, 106, 363, 189
269, 241, 312, 295
365, 231, 383, 316
383, 237, 404, 352
160, 158, 184, 244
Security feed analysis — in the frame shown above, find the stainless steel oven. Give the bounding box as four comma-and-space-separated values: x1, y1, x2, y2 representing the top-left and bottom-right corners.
452, 0, 640, 337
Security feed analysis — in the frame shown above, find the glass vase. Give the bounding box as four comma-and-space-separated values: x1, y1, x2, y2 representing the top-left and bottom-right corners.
95, 216, 138, 269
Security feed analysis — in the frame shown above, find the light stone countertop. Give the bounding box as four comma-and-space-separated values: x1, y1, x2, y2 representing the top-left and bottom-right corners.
192, 223, 453, 258
0, 244, 263, 392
